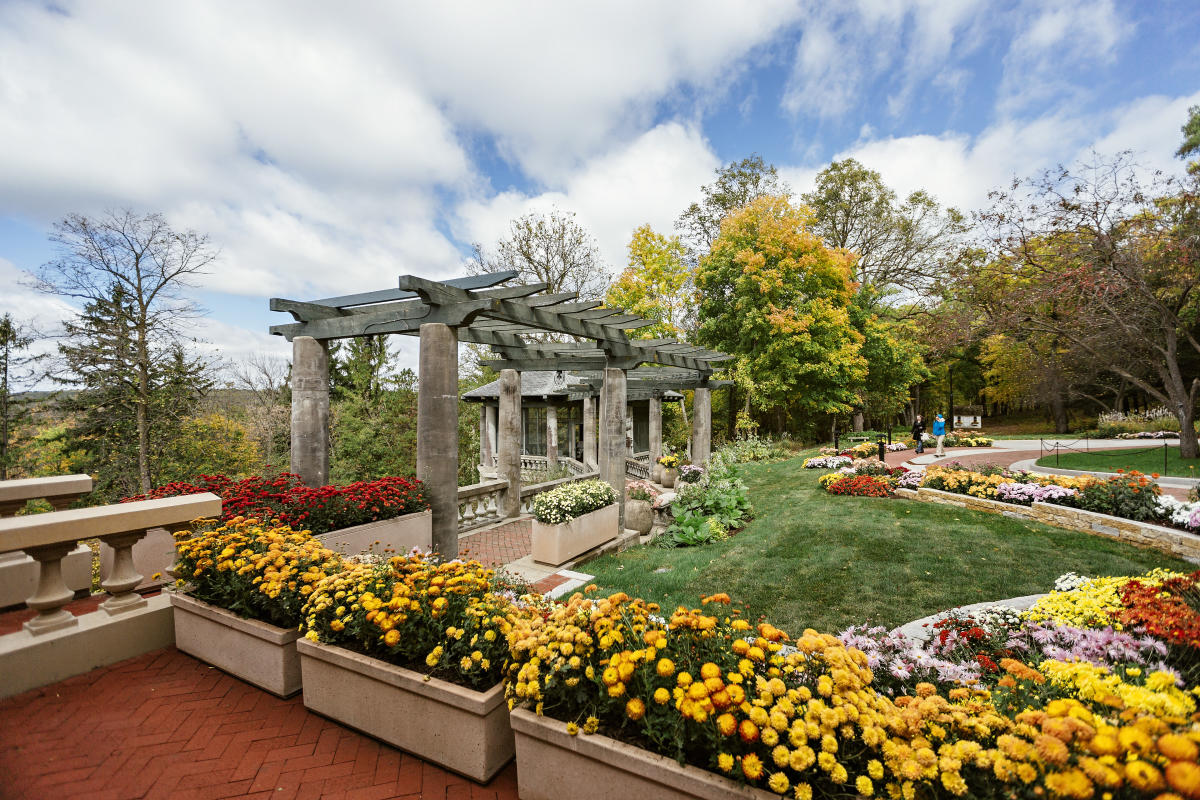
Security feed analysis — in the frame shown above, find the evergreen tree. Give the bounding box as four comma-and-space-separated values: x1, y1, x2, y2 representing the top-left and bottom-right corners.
0, 314, 44, 480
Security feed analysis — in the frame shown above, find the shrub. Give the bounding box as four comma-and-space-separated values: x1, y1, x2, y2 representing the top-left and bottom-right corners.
126, 472, 428, 535
174, 517, 343, 628
302, 554, 514, 690
678, 464, 705, 484
716, 435, 787, 463
531, 479, 618, 524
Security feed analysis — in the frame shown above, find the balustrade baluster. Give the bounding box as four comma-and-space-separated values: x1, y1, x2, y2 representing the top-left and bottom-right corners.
100, 531, 148, 613
23, 543, 79, 634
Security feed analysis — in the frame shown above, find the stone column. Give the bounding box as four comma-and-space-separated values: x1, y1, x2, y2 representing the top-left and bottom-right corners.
498, 369, 522, 518
417, 323, 459, 558
479, 405, 490, 472
546, 405, 558, 467
601, 367, 627, 530
582, 394, 596, 468
290, 336, 329, 487
649, 393, 662, 482
692, 384, 712, 465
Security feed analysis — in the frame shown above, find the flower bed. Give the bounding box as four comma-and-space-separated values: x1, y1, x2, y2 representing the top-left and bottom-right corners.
126, 472, 427, 536
657, 450, 752, 548
802, 455, 851, 470
822, 474, 893, 497
508, 580, 1200, 800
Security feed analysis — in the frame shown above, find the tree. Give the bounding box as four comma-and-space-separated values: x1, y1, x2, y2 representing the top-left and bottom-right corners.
971, 152, 1200, 456
1178, 105, 1200, 162
604, 224, 694, 339
330, 368, 419, 484
802, 159, 966, 308
695, 195, 866, 421
230, 352, 291, 467
466, 208, 608, 300
0, 314, 44, 480
36, 210, 218, 492
331, 335, 393, 403
849, 300, 929, 428
676, 155, 790, 255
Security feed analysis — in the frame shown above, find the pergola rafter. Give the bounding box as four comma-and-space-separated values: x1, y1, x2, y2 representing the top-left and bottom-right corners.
269, 272, 731, 557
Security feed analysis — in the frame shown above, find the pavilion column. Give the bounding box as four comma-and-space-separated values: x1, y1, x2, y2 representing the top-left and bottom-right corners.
498, 369, 522, 518
649, 394, 662, 482
582, 394, 597, 469
692, 384, 712, 465
478, 405, 490, 472
601, 367, 627, 530
290, 336, 329, 487
546, 405, 558, 467
417, 323, 459, 557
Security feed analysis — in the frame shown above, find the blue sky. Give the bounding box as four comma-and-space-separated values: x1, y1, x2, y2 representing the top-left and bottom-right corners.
1, 0, 1197, 376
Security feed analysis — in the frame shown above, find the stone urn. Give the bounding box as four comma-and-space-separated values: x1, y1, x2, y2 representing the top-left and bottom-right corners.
625, 499, 653, 535
660, 468, 678, 489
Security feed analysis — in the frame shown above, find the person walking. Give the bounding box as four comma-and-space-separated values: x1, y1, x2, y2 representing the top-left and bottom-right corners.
911, 414, 926, 454
932, 413, 947, 457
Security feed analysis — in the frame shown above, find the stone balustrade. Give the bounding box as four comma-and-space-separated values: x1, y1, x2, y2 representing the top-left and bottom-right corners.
518, 471, 600, 516
456, 480, 507, 532
0, 475, 96, 608
0, 474, 93, 517
625, 458, 650, 480
0, 493, 221, 634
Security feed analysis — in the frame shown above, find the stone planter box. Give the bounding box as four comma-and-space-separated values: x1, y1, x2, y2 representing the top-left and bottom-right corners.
316, 508, 431, 557
510, 707, 775, 800
660, 468, 678, 488
297, 638, 512, 782
625, 499, 653, 535
531, 503, 619, 566
170, 591, 302, 697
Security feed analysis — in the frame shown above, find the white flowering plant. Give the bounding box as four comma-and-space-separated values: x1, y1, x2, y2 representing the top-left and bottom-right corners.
531, 479, 618, 525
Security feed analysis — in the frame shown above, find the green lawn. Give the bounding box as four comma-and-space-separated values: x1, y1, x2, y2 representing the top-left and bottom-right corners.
1035, 444, 1200, 478
583, 456, 1194, 636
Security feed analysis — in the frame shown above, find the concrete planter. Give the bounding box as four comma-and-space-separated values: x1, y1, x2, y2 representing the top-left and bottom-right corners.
531, 502, 619, 566
661, 468, 678, 488
316, 508, 431, 557
297, 638, 512, 782
169, 591, 302, 697
510, 707, 775, 800
625, 499, 653, 534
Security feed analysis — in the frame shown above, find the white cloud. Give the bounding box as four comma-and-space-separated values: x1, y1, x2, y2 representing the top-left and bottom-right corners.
454, 122, 721, 274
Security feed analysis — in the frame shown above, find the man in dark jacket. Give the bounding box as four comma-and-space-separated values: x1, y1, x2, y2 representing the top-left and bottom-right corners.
911, 415, 925, 454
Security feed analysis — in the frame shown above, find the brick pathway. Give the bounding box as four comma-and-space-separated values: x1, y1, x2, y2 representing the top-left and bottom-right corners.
0, 647, 519, 800
458, 519, 531, 567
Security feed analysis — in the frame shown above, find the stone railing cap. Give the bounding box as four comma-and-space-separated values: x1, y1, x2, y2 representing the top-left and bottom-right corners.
0, 493, 222, 554
457, 479, 507, 499
0, 474, 93, 503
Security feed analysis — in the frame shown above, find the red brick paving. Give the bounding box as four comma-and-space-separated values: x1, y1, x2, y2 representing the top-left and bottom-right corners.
529, 574, 568, 594
0, 647, 519, 800
458, 519, 531, 567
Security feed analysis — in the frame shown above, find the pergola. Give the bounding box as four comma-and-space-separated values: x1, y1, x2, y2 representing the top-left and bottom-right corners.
269, 271, 731, 556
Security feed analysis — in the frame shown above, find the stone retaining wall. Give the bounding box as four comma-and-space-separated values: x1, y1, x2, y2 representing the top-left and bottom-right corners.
900, 487, 1200, 563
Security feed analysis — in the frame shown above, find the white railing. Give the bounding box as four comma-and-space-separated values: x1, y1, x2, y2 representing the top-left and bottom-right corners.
0, 475, 96, 607
520, 455, 548, 471
456, 480, 507, 533
0, 474, 93, 517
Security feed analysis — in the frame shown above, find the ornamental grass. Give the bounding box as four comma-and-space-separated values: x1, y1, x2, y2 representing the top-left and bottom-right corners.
173, 517, 343, 628
300, 553, 515, 691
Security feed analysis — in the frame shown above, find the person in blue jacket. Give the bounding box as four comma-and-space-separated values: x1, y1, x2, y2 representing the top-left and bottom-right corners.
932, 413, 946, 457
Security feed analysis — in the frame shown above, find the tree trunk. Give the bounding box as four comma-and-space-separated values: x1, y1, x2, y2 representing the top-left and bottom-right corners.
727, 385, 737, 440
136, 332, 152, 493
852, 412, 864, 432
1049, 393, 1069, 434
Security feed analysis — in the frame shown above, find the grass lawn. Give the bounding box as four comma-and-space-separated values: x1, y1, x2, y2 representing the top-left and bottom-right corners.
583, 456, 1194, 636
1035, 444, 1200, 478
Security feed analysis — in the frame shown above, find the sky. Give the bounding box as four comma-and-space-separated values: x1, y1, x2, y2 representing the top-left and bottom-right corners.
1, 0, 1198, 379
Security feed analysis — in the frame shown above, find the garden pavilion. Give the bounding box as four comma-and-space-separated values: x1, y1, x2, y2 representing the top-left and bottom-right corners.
269, 271, 731, 556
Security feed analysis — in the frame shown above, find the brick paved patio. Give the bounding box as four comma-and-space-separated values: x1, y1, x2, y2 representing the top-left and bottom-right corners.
0, 647, 519, 800
458, 519, 531, 567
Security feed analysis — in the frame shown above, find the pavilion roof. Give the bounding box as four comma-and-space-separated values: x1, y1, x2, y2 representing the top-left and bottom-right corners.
270, 271, 731, 377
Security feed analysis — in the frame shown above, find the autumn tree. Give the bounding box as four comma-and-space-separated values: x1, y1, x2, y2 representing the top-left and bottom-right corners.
676, 155, 790, 257
803, 159, 966, 308
604, 224, 693, 339
36, 210, 218, 492
467, 208, 608, 299
695, 195, 866, 423
972, 151, 1200, 456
